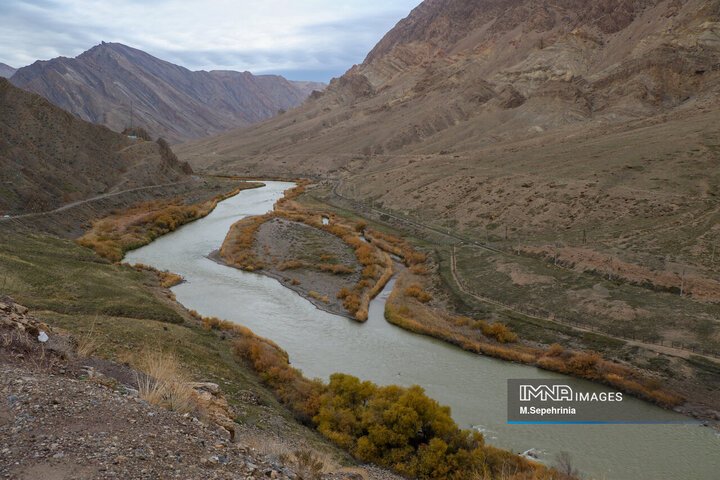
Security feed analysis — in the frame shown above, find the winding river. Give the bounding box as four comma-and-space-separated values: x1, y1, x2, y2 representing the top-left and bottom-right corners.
125, 181, 720, 480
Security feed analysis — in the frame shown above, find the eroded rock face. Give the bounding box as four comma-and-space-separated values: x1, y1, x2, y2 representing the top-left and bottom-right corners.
0, 295, 49, 339
188, 382, 237, 441
178, 0, 720, 172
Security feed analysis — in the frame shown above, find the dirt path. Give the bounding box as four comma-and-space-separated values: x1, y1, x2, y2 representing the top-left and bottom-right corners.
449, 245, 719, 361
331, 178, 717, 362
0, 180, 196, 221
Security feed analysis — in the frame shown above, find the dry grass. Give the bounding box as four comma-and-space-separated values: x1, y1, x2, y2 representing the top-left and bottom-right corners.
135, 349, 194, 413
75, 324, 101, 357
78, 184, 261, 262
242, 436, 340, 479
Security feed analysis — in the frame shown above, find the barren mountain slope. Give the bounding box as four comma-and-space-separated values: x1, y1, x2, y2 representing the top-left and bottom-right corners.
0, 79, 191, 214
179, 0, 719, 169
0, 63, 15, 78
10, 43, 325, 143
177, 0, 720, 264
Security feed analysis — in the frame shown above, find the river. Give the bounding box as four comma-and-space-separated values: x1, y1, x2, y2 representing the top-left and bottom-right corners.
125, 181, 720, 480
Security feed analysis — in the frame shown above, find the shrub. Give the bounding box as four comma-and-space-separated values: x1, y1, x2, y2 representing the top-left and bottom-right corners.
411, 265, 429, 275
404, 283, 423, 298
485, 323, 517, 343
404, 283, 432, 303
314, 373, 554, 480
79, 186, 256, 262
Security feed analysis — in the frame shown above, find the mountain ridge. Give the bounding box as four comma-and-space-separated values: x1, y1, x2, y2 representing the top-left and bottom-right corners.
10, 42, 325, 143
178, 0, 719, 169
0, 78, 191, 214
0, 63, 16, 78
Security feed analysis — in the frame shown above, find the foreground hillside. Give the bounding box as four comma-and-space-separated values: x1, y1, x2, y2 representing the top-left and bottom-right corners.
9, 43, 325, 143
0, 267, 381, 480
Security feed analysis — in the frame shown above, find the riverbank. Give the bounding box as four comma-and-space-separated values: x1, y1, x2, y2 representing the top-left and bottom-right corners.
121, 181, 720, 480
0, 231, 390, 478
290, 182, 720, 421
208, 247, 358, 320
78, 181, 264, 262
219, 182, 400, 322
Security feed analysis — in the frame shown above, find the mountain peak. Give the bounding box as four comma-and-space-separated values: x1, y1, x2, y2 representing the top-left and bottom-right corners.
0, 62, 16, 78
10, 44, 325, 142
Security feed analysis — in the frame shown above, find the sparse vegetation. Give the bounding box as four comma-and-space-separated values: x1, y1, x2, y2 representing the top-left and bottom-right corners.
220, 182, 417, 321
135, 349, 194, 413
232, 323, 564, 480
78, 183, 262, 261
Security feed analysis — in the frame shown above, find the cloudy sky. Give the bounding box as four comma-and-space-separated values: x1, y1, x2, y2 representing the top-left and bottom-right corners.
0, 0, 420, 82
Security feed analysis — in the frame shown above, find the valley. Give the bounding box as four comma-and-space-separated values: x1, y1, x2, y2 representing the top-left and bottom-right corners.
3, 0, 720, 479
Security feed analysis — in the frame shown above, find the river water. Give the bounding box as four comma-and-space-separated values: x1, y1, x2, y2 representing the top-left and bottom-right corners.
125, 181, 720, 480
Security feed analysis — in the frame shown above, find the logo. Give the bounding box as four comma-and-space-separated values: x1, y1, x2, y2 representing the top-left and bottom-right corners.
519, 384, 573, 402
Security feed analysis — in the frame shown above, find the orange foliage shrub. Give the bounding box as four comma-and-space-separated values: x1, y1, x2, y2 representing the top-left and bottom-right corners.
79, 185, 259, 262
404, 283, 432, 303
411, 265, 429, 275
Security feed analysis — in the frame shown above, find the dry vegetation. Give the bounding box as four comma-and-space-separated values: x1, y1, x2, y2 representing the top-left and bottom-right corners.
77, 182, 262, 261
221, 182, 426, 322
386, 269, 684, 409
522, 245, 720, 302
135, 349, 194, 414
132, 263, 184, 288
231, 323, 568, 480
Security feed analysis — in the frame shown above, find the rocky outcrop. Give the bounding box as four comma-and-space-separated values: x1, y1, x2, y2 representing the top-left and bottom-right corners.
9, 42, 327, 143
0, 364, 306, 479
188, 382, 237, 441
1, 295, 52, 341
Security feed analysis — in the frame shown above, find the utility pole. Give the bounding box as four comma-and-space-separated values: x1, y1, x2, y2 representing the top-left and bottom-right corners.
680, 268, 686, 297
130, 101, 134, 129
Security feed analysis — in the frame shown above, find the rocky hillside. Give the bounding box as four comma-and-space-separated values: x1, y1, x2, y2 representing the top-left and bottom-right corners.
0, 78, 191, 214
0, 296, 379, 480
177, 0, 720, 264
10, 43, 326, 143
179, 0, 719, 167
0, 63, 15, 78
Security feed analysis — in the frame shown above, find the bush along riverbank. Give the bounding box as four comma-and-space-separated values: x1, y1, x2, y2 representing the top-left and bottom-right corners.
385, 267, 684, 409
193, 314, 570, 480
220, 182, 426, 322
221, 180, 684, 410
77, 181, 264, 261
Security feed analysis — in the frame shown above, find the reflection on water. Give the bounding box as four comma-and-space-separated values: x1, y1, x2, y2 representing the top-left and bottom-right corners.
126, 181, 720, 480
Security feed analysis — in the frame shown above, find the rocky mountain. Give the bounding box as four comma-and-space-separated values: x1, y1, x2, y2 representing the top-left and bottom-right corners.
180, 0, 719, 169
177, 0, 720, 248
0, 63, 16, 78
0, 78, 191, 214
9, 43, 326, 143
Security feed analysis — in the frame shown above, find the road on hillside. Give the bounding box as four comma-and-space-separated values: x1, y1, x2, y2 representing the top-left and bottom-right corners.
0, 180, 196, 222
